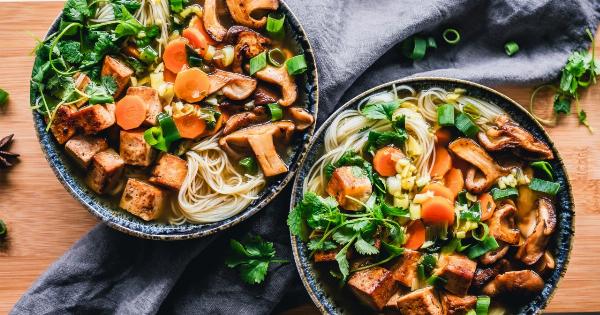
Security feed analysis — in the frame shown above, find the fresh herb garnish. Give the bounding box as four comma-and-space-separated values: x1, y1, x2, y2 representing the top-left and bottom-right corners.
225, 235, 288, 285
361, 101, 400, 121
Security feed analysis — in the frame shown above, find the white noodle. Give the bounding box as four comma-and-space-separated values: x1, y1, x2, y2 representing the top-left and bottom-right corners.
134, 0, 170, 55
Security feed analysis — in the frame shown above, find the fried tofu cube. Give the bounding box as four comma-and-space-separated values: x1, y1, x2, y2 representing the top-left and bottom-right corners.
49, 105, 77, 144
119, 178, 165, 221
101, 56, 133, 96
442, 294, 477, 315
64, 135, 109, 168
149, 153, 187, 190
127, 86, 162, 125
73, 105, 115, 135
85, 148, 124, 194
326, 166, 372, 211
390, 249, 422, 288
348, 267, 397, 311
104, 103, 116, 121
435, 254, 477, 296
120, 129, 155, 166
396, 287, 443, 315
314, 249, 337, 263
73, 72, 91, 108
383, 289, 410, 313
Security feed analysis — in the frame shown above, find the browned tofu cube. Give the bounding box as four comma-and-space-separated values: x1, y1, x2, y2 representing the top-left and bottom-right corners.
73, 105, 115, 135
120, 129, 155, 166
149, 153, 187, 190
383, 289, 409, 313
85, 148, 124, 194
101, 56, 133, 96
127, 86, 162, 126
49, 105, 77, 144
396, 287, 443, 315
73, 72, 91, 108
104, 103, 116, 121
314, 249, 337, 263
442, 294, 477, 315
348, 267, 397, 311
390, 249, 422, 288
435, 254, 477, 296
326, 166, 372, 211
64, 135, 108, 168
119, 178, 165, 221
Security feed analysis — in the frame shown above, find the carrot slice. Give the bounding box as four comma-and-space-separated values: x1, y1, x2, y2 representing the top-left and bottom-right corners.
479, 192, 496, 221
404, 220, 426, 250
444, 168, 464, 199
163, 39, 189, 73
182, 28, 208, 55
435, 127, 454, 146
174, 67, 210, 103
421, 196, 455, 225
164, 68, 177, 83
373, 146, 404, 177
422, 182, 455, 202
174, 113, 206, 139
430, 145, 452, 179
189, 16, 217, 46
115, 95, 147, 130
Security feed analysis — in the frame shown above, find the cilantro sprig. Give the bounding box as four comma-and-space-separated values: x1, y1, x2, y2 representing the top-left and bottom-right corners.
225, 235, 288, 285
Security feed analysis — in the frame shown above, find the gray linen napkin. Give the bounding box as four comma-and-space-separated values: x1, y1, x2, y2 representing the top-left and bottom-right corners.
12, 0, 600, 314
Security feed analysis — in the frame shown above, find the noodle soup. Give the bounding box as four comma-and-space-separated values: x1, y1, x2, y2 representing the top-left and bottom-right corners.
31, 0, 315, 228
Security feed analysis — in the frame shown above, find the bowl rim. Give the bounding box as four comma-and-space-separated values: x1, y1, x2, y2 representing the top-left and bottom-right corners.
289, 76, 575, 314
31, 0, 320, 240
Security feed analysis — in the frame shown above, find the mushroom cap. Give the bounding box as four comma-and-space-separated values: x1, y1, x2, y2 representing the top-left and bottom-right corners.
225, 26, 271, 73
515, 197, 557, 265
287, 107, 314, 131
487, 201, 520, 245
255, 65, 298, 106
207, 69, 257, 100
223, 111, 270, 135
482, 270, 545, 297
225, 0, 279, 29
203, 0, 228, 42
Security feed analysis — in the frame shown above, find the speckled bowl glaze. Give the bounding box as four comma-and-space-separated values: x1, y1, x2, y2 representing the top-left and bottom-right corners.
290, 78, 574, 315
31, 0, 318, 240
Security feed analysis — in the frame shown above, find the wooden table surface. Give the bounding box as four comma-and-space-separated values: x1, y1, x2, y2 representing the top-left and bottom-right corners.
1, 1, 599, 313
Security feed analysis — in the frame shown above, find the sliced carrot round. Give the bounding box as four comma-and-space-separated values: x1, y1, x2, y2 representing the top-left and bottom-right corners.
163, 39, 189, 73
115, 95, 147, 130
430, 145, 452, 179
189, 16, 217, 46
174, 67, 210, 103
444, 168, 464, 199
421, 196, 455, 225
404, 220, 426, 250
174, 113, 206, 139
182, 28, 208, 55
422, 182, 455, 202
373, 146, 404, 177
479, 192, 496, 221
164, 68, 177, 83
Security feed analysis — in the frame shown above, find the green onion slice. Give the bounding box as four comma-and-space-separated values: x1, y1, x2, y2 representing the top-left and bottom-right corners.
454, 112, 479, 137
437, 104, 455, 126
476, 296, 491, 315
267, 103, 283, 121
460, 202, 482, 222
286, 54, 308, 75
249, 51, 267, 76
530, 161, 555, 181
239, 157, 258, 174
426, 275, 447, 286
89, 95, 114, 105
267, 48, 286, 67
139, 46, 158, 64
529, 178, 560, 195
443, 28, 461, 45
427, 36, 437, 49
411, 37, 428, 60
266, 13, 285, 39
467, 235, 499, 259
472, 222, 489, 241
490, 187, 519, 201
0, 219, 7, 238
504, 41, 519, 56
186, 45, 204, 68
463, 103, 481, 120
144, 127, 168, 152
158, 113, 181, 145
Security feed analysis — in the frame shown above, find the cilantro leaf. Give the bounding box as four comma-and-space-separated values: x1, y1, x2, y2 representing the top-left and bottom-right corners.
553, 95, 571, 114
361, 101, 400, 121
64, 0, 91, 22
288, 192, 341, 238
101, 76, 118, 95
308, 239, 337, 251
354, 236, 379, 255
379, 202, 409, 218
58, 41, 83, 64
111, 0, 141, 11
365, 130, 407, 154
225, 235, 287, 285
335, 246, 351, 280
333, 228, 356, 245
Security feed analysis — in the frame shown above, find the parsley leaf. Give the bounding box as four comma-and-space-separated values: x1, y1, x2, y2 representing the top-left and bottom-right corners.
64, 0, 91, 22
553, 94, 571, 114
225, 235, 288, 285
287, 192, 342, 239
101, 76, 118, 95
111, 0, 141, 11
308, 239, 337, 251
361, 101, 400, 121
354, 236, 379, 255
365, 130, 407, 154
58, 41, 83, 64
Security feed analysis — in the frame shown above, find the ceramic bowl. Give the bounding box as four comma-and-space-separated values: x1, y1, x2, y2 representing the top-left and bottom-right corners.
290, 77, 573, 314
31, 0, 318, 240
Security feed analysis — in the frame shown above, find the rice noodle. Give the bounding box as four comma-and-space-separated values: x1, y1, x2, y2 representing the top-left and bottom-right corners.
134, 0, 170, 55
171, 134, 266, 224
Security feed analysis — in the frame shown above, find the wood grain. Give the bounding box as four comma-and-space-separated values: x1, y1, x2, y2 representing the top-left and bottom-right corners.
0, 1, 599, 313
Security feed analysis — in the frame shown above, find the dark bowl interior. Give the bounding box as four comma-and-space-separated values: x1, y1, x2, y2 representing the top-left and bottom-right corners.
31, 0, 318, 240
290, 78, 574, 314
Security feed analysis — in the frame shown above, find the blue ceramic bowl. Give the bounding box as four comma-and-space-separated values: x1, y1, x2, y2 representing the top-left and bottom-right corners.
31, 1, 318, 240
290, 78, 574, 314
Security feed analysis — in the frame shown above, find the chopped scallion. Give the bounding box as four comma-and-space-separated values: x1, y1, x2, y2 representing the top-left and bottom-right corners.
427, 36, 437, 49
437, 104, 455, 126
0, 88, 8, 106
529, 178, 560, 195
454, 112, 479, 137
460, 202, 481, 222
239, 157, 258, 174
267, 103, 283, 121
411, 37, 428, 60
472, 222, 489, 241
139, 46, 158, 64
442, 28, 461, 45
467, 235, 499, 259
267, 48, 286, 67
157, 113, 181, 145
504, 41, 520, 56
286, 54, 308, 75
490, 187, 519, 201
89, 95, 114, 105
530, 161, 555, 181
143, 127, 168, 152
169, 0, 183, 13
476, 295, 491, 315
249, 52, 267, 76
266, 13, 285, 39
426, 275, 447, 286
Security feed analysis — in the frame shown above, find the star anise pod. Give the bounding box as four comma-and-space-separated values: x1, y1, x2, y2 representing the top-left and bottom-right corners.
0, 134, 19, 168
